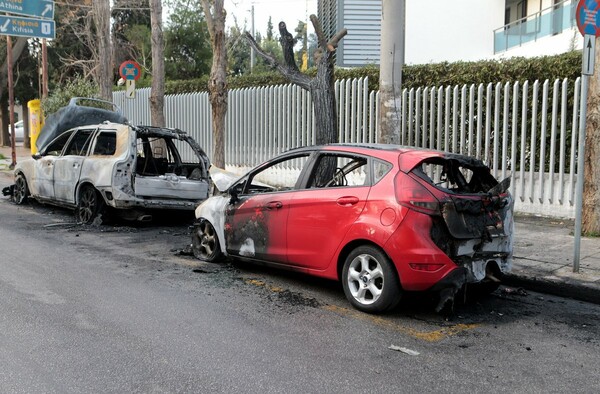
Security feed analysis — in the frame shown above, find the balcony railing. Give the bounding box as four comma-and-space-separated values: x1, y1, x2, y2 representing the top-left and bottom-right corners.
494, 0, 576, 53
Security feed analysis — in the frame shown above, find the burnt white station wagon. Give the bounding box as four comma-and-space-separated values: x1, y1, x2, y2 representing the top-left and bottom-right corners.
10, 114, 211, 223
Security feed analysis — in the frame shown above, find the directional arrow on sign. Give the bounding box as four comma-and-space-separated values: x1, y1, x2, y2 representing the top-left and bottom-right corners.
0, 19, 10, 33
583, 34, 596, 75
42, 4, 53, 17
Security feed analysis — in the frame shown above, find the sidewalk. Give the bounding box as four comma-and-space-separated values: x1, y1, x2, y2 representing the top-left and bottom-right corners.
2, 143, 600, 304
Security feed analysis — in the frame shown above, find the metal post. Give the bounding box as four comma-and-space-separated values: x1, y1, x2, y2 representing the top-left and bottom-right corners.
573, 73, 588, 273
250, 4, 255, 73
42, 39, 48, 99
7, 36, 16, 169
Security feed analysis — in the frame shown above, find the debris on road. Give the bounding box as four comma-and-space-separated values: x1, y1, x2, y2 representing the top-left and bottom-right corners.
388, 345, 420, 356
501, 287, 528, 296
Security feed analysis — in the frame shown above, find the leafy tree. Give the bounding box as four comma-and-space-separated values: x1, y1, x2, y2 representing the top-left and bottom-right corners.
165, 0, 211, 80
228, 22, 250, 76
41, 77, 98, 115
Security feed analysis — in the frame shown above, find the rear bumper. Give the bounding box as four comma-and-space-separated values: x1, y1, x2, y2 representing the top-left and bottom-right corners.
384, 208, 513, 292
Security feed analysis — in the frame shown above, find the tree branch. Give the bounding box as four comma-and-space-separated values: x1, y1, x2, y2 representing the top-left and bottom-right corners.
244, 32, 311, 90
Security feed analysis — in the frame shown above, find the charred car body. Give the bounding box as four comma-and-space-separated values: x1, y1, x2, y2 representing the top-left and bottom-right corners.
6, 99, 211, 223
192, 144, 513, 313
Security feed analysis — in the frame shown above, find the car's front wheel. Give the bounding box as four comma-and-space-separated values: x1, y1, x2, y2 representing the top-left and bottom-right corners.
13, 174, 29, 205
75, 185, 104, 224
191, 219, 222, 262
342, 245, 401, 313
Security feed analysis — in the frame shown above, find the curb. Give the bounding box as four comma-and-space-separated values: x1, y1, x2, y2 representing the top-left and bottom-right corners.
504, 273, 600, 305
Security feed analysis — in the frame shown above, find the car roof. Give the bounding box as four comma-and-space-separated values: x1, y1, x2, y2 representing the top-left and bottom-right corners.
285, 143, 489, 172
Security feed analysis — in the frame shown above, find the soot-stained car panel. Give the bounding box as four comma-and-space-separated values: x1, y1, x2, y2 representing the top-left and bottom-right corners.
192, 144, 514, 314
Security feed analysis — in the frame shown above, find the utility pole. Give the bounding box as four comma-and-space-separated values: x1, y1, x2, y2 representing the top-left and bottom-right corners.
42, 39, 48, 99
250, 4, 255, 73
377, 0, 405, 144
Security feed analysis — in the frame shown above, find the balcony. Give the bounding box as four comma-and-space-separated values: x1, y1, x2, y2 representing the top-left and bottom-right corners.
494, 0, 577, 54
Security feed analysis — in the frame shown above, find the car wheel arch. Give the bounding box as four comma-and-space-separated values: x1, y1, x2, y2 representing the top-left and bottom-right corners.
336, 240, 400, 284
75, 181, 106, 205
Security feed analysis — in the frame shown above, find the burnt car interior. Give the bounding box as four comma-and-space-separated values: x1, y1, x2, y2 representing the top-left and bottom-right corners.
308, 154, 368, 188
413, 157, 499, 194
135, 135, 204, 180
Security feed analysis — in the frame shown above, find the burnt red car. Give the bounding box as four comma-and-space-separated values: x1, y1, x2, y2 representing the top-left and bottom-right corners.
192, 144, 513, 313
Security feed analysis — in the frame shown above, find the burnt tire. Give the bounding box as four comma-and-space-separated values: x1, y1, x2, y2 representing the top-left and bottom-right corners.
191, 219, 222, 262
13, 174, 29, 205
342, 245, 401, 313
75, 185, 105, 224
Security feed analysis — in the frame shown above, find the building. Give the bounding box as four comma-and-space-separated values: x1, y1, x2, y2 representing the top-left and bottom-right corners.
318, 0, 581, 66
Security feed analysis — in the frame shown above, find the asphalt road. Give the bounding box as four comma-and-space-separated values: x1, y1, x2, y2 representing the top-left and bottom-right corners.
0, 179, 599, 393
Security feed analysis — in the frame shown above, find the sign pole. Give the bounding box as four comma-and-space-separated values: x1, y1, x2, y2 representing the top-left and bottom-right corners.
42, 38, 48, 99
7, 36, 16, 169
573, 72, 589, 273
573, 1, 600, 272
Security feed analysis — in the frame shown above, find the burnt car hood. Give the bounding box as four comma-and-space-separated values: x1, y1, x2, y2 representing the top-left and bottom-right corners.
37, 105, 127, 152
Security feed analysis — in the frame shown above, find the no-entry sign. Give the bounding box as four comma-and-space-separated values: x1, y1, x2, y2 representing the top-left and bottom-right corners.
576, 0, 600, 37
119, 60, 141, 81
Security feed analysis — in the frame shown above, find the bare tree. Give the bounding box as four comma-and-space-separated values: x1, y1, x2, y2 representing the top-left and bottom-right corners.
149, 0, 166, 127
201, 0, 227, 168
245, 15, 346, 146
92, 0, 112, 101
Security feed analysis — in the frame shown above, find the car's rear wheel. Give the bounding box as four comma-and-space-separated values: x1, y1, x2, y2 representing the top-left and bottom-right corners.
13, 174, 29, 205
192, 219, 222, 262
75, 185, 104, 224
342, 245, 401, 313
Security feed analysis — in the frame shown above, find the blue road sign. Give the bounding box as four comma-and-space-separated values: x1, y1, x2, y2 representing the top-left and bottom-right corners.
0, 0, 54, 20
0, 15, 55, 39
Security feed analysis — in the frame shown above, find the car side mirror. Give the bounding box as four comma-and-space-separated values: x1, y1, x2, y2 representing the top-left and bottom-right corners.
229, 187, 239, 204
32, 152, 42, 160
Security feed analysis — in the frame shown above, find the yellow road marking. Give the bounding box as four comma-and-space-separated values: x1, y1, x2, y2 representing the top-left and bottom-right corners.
324, 304, 479, 342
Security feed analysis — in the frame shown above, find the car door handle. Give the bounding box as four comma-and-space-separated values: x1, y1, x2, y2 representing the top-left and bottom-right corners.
266, 201, 283, 210
73, 163, 80, 169
337, 196, 359, 206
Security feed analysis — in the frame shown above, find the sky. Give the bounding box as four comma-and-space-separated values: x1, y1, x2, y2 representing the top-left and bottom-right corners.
224, 0, 317, 37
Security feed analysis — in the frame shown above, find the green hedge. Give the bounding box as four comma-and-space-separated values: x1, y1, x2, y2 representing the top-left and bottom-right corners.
157, 51, 581, 94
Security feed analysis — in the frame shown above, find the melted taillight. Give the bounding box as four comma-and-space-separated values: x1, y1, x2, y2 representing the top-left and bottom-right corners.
395, 174, 440, 215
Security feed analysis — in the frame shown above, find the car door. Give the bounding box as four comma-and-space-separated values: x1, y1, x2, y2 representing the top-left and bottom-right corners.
286, 152, 371, 270
53, 128, 95, 203
224, 153, 311, 263
31, 131, 74, 200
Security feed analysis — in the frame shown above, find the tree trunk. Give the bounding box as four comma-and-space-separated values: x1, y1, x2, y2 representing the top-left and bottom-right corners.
201, 0, 227, 168
378, 0, 405, 144
582, 37, 600, 234
149, 0, 166, 127
310, 53, 337, 145
93, 0, 113, 101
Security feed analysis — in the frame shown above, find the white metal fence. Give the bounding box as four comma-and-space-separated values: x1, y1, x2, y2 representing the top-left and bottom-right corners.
114, 77, 583, 219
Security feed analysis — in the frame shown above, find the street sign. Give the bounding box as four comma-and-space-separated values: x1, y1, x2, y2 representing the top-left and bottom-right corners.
119, 61, 142, 81
576, 0, 600, 37
0, 15, 55, 39
0, 0, 54, 20
582, 34, 596, 75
